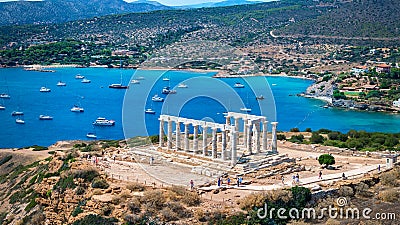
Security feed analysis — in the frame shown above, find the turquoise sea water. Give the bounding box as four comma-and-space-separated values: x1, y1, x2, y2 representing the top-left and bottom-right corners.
0, 67, 399, 148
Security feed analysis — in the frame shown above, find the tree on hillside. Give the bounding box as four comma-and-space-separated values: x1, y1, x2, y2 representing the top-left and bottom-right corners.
318, 154, 335, 167
310, 132, 325, 144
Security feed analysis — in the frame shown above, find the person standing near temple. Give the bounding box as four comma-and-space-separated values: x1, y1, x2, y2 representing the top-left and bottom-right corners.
190, 180, 194, 190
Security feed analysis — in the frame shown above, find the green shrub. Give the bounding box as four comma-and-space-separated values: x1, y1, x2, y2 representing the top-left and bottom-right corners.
290, 128, 300, 132
73, 168, 99, 182
0, 155, 12, 166
277, 134, 287, 141
72, 206, 83, 217
55, 175, 76, 192
91, 178, 109, 189
318, 154, 335, 166
311, 132, 325, 144
72, 214, 117, 225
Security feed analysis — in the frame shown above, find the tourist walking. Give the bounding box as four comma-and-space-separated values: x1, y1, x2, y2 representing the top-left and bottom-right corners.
217, 177, 221, 187
237, 177, 240, 187
190, 180, 194, 190
378, 164, 381, 172
227, 177, 231, 186
281, 175, 285, 185
318, 171, 322, 179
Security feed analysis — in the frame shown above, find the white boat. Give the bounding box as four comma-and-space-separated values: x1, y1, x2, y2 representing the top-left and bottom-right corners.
151, 94, 164, 102
81, 78, 91, 83
16, 118, 25, 124
145, 108, 156, 114
93, 117, 115, 126
131, 79, 140, 84
240, 107, 252, 112
70, 106, 84, 112
162, 77, 170, 81
162, 87, 176, 94
177, 83, 188, 88
234, 82, 245, 88
0, 105, 5, 110
11, 111, 24, 116
57, 81, 66, 86
39, 87, 51, 92
75, 74, 85, 79
0, 93, 10, 98
39, 115, 53, 120
86, 132, 97, 139
272, 84, 277, 86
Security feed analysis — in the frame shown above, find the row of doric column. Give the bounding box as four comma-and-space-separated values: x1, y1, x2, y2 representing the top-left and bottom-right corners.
158, 113, 278, 166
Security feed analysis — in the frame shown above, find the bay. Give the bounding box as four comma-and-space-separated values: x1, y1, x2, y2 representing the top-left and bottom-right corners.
0, 67, 399, 148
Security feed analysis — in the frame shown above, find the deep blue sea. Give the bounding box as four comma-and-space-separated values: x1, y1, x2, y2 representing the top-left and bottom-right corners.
0, 67, 400, 148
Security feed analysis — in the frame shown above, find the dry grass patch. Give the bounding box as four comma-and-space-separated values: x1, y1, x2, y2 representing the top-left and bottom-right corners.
378, 189, 399, 203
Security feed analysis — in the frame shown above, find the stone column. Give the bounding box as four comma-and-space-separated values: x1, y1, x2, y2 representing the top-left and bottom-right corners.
176, 121, 181, 150
246, 121, 252, 154
262, 120, 268, 151
271, 122, 278, 152
202, 126, 208, 156
225, 115, 231, 125
211, 127, 217, 159
243, 119, 248, 148
231, 130, 237, 166
255, 122, 261, 154
193, 125, 199, 153
184, 123, 190, 152
234, 117, 240, 132
221, 130, 227, 160
167, 119, 173, 150
159, 119, 164, 148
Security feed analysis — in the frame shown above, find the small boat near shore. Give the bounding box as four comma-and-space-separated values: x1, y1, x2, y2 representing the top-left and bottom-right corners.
240, 107, 252, 112
162, 77, 170, 81
256, 95, 265, 100
86, 132, 97, 139
39, 87, 51, 92
11, 111, 24, 116
39, 115, 53, 120
131, 79, 140, 84
57, 81, 66, 86
93, 117, 115, 126
70, 106, 84, 112
234, 82, 245, 88
16, 118, 25, 124
152, 94, 164, 102
0, 93, 10, 98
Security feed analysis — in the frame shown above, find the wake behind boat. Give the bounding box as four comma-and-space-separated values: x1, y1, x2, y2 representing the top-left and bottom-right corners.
93, 117, 115, 126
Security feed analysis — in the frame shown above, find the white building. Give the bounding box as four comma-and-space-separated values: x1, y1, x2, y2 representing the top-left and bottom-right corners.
393, 98, 400, 107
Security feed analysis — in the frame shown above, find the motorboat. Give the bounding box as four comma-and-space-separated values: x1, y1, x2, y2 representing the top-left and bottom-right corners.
86, 133, 97, 139
39, 115, 53, 120
11, 111, 24, 116
240, 107, 252, 112
57, 81, 66, 86
0, 93, 10, 98
145, 108, 156, 114
131, 79, 140, 84
109, 83, 129, 89
162, 87, 177, 94
39, 87, 51, 92
75, 74, 85, 79
233, 82, 245, 88
81, 78, 91, 83
162, 77, 170, 81
177, 83, 188, 88
16, 118, 25, 124
93, 117, 115, 126
0, 105, 5, 110
256, 95, 265, 100
70, 106, 84, 112
151, 94, 164, 102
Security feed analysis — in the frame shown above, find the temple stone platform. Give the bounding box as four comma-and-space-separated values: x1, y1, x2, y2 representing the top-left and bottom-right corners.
124, 112, 295, 178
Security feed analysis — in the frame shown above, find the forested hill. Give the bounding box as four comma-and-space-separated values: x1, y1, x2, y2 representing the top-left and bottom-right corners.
0, 0, 171, 26
275, 0, 400, 40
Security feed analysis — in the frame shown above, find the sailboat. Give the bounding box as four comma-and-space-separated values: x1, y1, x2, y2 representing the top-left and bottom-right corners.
109, 72, 128, 89
240, 93, 252, 112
